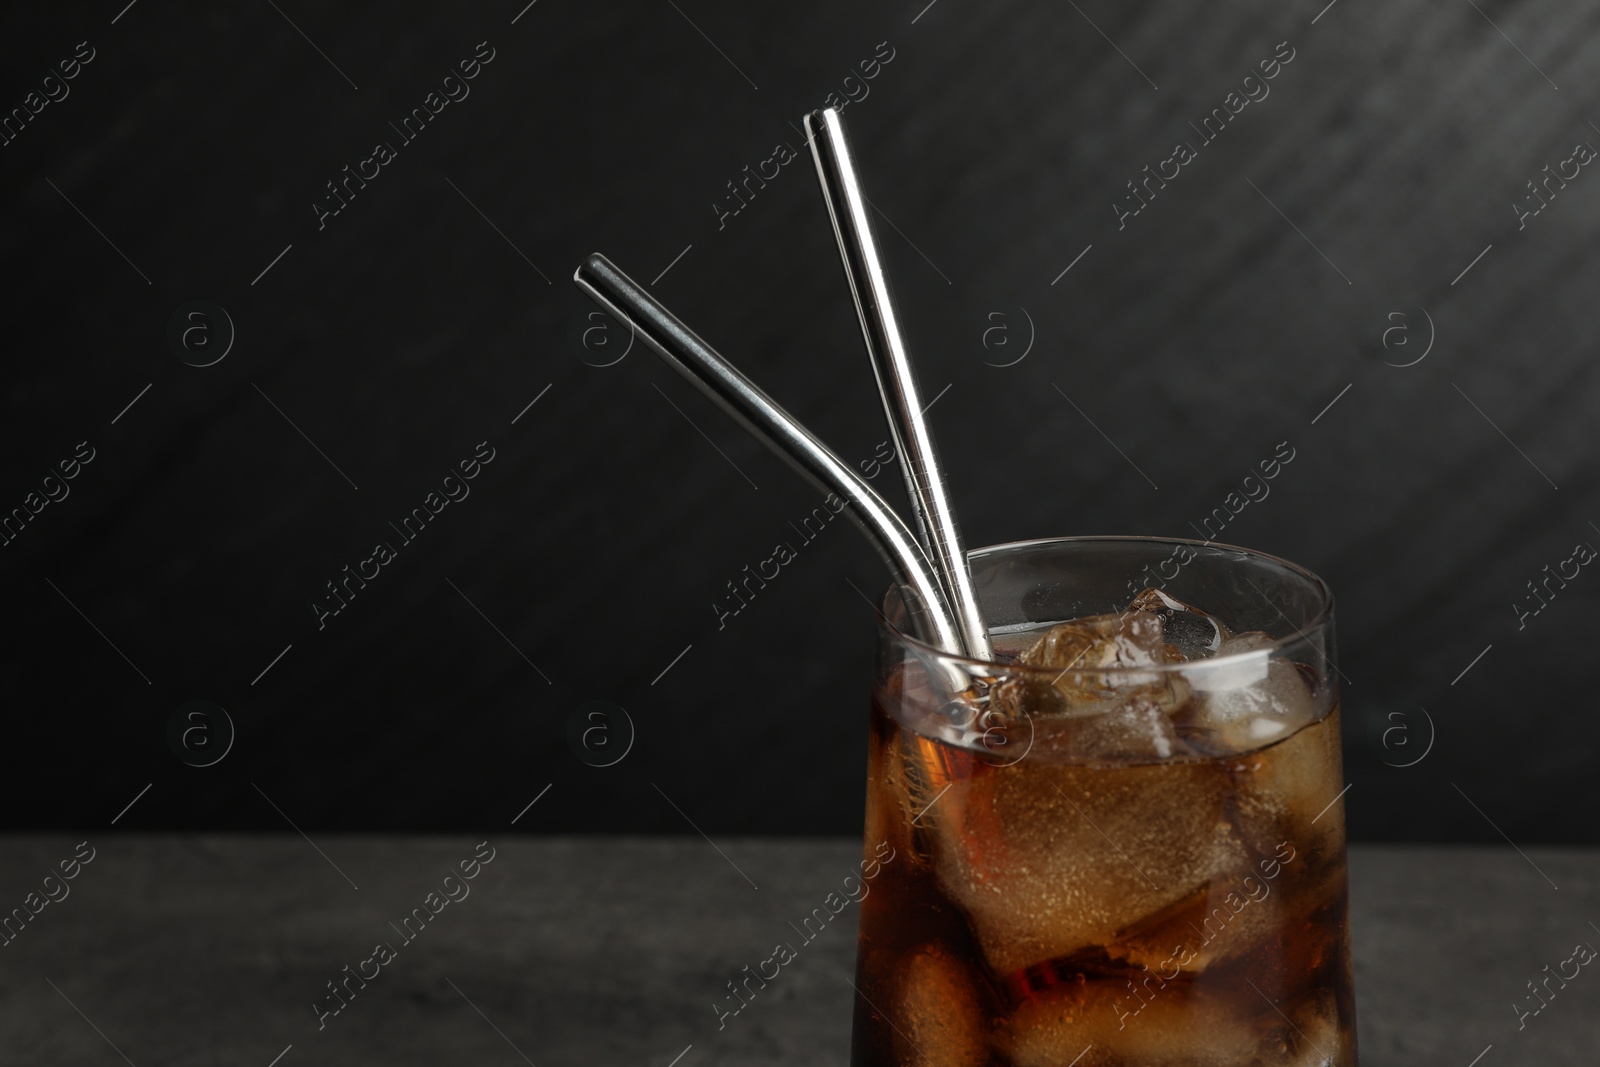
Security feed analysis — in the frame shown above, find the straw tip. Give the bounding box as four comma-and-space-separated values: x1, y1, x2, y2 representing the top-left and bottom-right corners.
574, 252, 612, 287
803, 108, 836, 135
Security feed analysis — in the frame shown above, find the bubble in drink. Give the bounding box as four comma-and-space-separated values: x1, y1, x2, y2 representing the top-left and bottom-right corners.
851, 586, 1357, 1066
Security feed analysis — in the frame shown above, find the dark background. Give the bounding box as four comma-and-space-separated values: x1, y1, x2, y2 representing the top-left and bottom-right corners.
2, 0, 1596, 842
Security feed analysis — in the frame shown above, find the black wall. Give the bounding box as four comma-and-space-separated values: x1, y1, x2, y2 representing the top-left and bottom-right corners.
3, 0, 1597, 842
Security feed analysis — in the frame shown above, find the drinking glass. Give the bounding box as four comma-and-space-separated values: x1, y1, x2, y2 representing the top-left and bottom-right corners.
851, 536, 1355, 1066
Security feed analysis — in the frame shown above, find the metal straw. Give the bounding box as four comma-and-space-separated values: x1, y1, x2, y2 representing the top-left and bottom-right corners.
803, 108, 992, 661
573, 253, 967, 657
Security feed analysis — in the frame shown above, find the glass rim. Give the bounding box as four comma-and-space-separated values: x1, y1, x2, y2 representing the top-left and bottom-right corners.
879, 534, 1336, 676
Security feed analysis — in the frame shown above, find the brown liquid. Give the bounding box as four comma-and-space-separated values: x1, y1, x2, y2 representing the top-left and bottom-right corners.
851, 691, 1356, 1066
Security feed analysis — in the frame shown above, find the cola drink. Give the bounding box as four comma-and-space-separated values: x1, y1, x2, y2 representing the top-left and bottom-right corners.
851, 539, 1356, 1066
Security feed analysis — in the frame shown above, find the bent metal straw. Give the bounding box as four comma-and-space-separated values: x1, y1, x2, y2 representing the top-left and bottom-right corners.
573, 253, 966, 658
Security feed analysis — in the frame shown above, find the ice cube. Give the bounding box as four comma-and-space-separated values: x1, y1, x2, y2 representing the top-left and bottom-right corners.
985, 671, 1070, 728
1224, 707, 1347, 862
864, 730, 911, 870
886, 725, 979, 871
1180, 633, 1320, 754
891, 944, 990, 1067
1027, 691, 1185, 763
1017, 611, 1170, 699
992, 610, 1191, 723
1000, 979, 1260, 1067
1105, 855, 1289, 978
932, 759, 1247, 975
1129, 587, 1230, 659
1254, 989, 1349, 1066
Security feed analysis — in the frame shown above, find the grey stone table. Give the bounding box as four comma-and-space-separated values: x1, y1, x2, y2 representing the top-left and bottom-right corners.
1, 837, 1595, 1065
